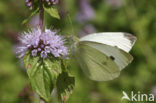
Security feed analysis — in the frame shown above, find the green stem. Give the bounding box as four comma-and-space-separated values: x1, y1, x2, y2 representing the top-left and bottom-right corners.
61, 59, 68, 72
39, 1, 45, 103
39, 0, 44, 31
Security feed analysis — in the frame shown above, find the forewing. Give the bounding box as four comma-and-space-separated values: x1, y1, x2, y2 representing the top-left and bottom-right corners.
80, 32, 137, 52
74, 43, 121, 81
83, 42, 133, 70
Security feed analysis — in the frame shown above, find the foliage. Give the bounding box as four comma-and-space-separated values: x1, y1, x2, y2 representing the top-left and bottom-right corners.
44, 6, 60, 19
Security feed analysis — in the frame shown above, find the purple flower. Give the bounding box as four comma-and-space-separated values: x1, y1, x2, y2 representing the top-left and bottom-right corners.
25, 0, 59, 10
50, 0, 59, 4
16, 28, 68, 59
76, 0, 95, 22
45, 0, 59, 5
27, 2, 32, 7
41, 51, 47, 59
25, 0, 29, 3
32, 49, 38, 56
25, 0, 33, 10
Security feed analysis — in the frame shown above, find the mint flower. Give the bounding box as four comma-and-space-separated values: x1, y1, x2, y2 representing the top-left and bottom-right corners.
45, 0, 59, 5
25, 0, 33, 9
25, 0, 59, 10
16, 28, 68, 59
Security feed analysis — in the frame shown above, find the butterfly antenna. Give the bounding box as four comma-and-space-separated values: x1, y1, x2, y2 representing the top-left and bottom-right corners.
67, 13, 75, 35
66, 13, 79, 44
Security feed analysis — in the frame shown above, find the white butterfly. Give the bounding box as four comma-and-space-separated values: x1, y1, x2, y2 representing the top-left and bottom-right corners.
73, 32, 137, 81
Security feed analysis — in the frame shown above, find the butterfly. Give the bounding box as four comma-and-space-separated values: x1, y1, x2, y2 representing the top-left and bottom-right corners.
73, 32, 136, 81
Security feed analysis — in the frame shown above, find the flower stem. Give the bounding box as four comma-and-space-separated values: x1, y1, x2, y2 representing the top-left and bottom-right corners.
39, 0, 44, 31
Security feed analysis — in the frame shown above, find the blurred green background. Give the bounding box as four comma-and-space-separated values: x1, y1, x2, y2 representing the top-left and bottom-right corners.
0, 0, 156, 103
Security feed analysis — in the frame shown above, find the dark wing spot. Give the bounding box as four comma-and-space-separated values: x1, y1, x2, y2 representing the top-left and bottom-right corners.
114, 46, 119, 48
110, 56, 115, 61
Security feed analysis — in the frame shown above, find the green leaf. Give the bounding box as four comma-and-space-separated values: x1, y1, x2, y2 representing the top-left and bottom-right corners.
56, 72, 75, 103
22, 8, 39, 25
23, 52, 62, 102
44, 7, 60, 19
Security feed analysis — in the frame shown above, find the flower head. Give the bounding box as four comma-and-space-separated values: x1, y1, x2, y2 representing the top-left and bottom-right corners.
16, 28, 68, 59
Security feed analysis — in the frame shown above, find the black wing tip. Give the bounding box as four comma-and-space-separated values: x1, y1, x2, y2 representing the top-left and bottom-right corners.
124, 33, 137, 45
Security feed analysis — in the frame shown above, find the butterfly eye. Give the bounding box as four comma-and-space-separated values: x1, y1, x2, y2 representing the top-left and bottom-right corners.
110, 56, 115, 61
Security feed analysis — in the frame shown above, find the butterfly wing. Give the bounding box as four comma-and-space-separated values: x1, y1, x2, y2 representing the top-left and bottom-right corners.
82, 42, 133, 70
73, 32, 136, 81
80, 32, 137, 52
74, 43, 121, 81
